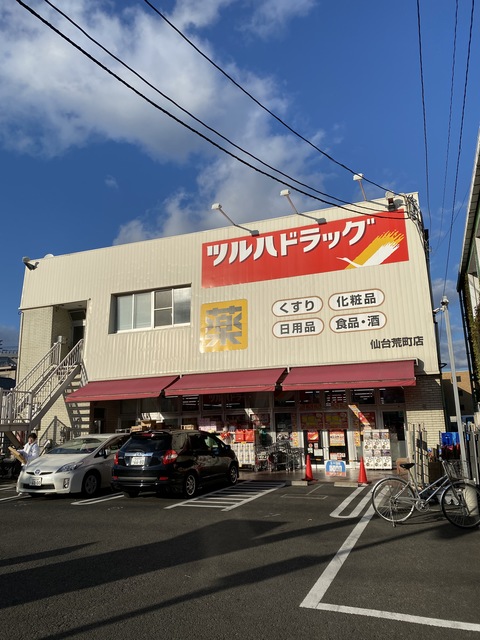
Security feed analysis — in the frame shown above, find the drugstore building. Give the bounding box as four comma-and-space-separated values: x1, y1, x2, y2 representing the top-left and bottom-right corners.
8, 193, 445, 471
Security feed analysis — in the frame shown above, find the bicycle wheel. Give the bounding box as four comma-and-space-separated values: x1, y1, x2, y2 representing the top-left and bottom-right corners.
441, 481, 480, 529
371, 477, 415, 524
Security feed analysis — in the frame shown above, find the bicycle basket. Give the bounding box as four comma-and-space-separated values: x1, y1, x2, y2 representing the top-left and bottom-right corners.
442, 459, 468, 482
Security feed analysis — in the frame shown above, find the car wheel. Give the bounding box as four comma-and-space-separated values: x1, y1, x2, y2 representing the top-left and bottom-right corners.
183, 472, 197, 498
227, 464, 238, 485
123, 489, 140, 498
81, 471, 100, 497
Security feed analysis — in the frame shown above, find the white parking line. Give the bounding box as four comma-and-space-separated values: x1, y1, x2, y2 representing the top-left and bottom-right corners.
0, 483, 17, 492
0, 493, 28, 502
301, 497, 480, 631
313, 603, 480, 632
165, 481, 286, 511
72, 494, 124, 506
330, 486, 372, 519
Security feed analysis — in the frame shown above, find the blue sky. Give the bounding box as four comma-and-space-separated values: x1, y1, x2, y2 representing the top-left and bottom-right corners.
1, 0, 478, 371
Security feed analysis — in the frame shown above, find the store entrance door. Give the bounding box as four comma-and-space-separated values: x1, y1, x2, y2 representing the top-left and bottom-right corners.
382, 411, 406, 462
303, 430, 325, 465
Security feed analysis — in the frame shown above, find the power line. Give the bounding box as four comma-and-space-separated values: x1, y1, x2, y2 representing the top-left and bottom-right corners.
17, 0, 404, 221
433, 0, 459, 257
442, 0, 475, 297
142, 0, 399, 198
416, 0, 432, 230
37, 0, 374, 213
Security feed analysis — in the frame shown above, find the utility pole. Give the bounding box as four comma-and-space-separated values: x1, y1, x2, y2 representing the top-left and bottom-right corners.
440, 296, 468, 468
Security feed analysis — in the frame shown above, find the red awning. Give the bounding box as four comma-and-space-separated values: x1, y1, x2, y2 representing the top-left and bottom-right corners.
164, 368, 286, 396
65, 375, 179, 403
281, 360, 416, 391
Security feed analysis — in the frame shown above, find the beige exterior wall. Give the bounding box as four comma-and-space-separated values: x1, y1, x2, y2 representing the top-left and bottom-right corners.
19, 194, 440, 382
17, 307, 55, 382
15, 193, 445, 443
405, 375, 445, 448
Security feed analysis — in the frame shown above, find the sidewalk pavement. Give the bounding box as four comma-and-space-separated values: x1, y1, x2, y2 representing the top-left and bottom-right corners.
239, 465, 397, 487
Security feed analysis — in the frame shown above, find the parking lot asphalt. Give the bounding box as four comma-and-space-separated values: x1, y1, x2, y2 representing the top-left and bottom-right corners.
1, 470, 479, 640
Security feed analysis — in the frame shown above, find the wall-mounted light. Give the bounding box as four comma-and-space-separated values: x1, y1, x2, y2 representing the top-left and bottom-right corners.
280, 189, 326, 225
211, 203, 259, 236
22, 256, 39, 271
353, 173, 367, 201
385, 191, 397, 212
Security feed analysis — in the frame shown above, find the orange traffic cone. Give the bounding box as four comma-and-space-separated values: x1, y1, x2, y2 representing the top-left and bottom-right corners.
357, 457, 369, 486
303, 454, 315, 482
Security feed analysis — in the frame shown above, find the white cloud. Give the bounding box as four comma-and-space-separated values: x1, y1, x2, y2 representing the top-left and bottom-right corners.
242, 0, 317, 38
0, 0, 330, 242
113, 218, 155, 245
105, 175, 118, 189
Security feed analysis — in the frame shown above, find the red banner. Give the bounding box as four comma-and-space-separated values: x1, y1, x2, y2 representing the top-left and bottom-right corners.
202, 211, 408, 288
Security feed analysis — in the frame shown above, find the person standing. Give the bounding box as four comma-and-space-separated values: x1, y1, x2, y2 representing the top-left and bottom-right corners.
17, 432, 40, 465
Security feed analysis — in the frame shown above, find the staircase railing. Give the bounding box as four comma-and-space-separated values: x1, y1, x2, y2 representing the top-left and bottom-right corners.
0, 340, 84, 429
14, 342, 61, 397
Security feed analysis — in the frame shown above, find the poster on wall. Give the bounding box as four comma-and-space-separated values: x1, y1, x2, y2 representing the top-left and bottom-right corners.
363, 429, 392, 469
329, 430, 346, 446
324, 412, 348, 429
300, 413, 324, 430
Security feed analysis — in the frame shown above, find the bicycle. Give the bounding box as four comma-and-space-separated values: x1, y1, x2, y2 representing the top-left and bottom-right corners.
371, 459, 480, 529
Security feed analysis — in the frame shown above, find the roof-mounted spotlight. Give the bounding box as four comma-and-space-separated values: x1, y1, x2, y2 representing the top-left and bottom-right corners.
280, 189, 326, 225
211, 203, 259, 236
353, 173, 367, 201
22, 256, 39, 271
385, 191, 397, 212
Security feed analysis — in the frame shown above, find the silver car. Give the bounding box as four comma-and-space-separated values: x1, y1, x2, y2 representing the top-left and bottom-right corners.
16, 434, 129, 497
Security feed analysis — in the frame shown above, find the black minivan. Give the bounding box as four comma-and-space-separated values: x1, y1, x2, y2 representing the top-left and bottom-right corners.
112, 430, 239, 498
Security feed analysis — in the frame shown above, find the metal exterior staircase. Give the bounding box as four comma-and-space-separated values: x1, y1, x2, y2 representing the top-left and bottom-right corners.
0, 340, 84, 446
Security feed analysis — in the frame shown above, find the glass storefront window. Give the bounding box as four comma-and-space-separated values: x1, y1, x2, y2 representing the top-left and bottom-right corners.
161, 417, 180, 428
351, 389, 375, 404
199, 415, 222, 430
140, 397, 159, 413
226, 413, 250, 429
275, 412, 293, 440
298, 390, 322, 407
324, 390, 347, 407
181, 417, 197, 428
159, 395, 180, 413
181, 395, 199, 411
250, 411, 271, 428
225, 393, 245, 409
245, 392, 270, 408
380, 387, 405, 404
274, 390, 296, 407
202, 394, 223, 411
120, 399, 137, 413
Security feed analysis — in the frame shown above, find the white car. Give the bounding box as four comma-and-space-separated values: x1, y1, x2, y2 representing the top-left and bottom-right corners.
16, 434, 130, 497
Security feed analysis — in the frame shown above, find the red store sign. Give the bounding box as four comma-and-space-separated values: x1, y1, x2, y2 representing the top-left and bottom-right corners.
202, 211, 409, 288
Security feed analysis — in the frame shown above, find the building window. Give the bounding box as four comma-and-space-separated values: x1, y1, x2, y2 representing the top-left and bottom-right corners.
115, 286, 191, 331
351, 388, 375, 405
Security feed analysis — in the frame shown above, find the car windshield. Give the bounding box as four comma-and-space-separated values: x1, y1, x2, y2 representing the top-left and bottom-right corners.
48, 438, 104, 455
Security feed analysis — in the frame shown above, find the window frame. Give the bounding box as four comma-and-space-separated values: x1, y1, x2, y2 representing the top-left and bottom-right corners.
115, 286, 191, 332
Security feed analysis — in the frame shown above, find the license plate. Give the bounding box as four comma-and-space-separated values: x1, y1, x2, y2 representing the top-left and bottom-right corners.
29, 477, 42, 486
131, 456, 145, 466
